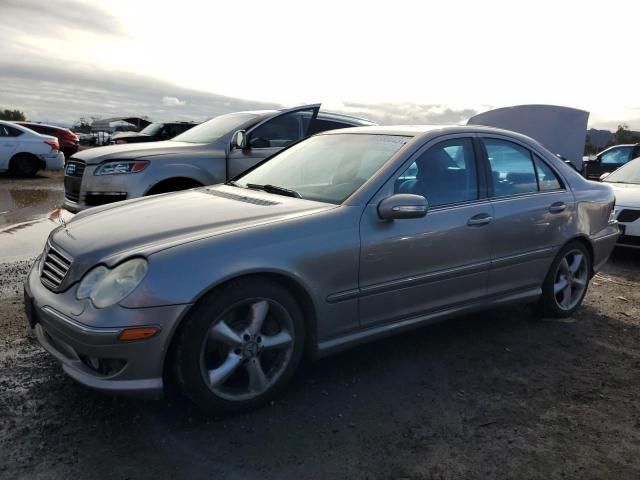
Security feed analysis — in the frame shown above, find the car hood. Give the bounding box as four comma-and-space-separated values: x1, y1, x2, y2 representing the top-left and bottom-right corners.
70, 141, 214, 164
609, 183, 640, 207
51, 185, 334, 280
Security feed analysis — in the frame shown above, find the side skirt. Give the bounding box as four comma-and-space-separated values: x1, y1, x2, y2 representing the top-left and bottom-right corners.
314, 287, 541, 358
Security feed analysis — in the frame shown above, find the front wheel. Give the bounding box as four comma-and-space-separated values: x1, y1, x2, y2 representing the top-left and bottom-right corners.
173, 278, 305, 413
538, 242, 591, 318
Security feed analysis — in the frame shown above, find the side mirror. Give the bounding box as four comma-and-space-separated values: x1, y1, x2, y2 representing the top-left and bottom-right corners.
378, 194, 428, 220
231, 130, 247, 150
599, 172, 611, 181
588, 154, 598, 162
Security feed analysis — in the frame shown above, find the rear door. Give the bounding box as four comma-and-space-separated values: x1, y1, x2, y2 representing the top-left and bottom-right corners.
479, 135, 575, 295
359, 135, 493, 327
0, 125, 20, 169
227, 104, 320, 178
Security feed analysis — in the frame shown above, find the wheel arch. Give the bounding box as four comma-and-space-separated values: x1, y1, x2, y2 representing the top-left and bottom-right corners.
9, 152, 45, 171
162, 271, 319, 384
563, 234, 595, 275
144, 176, 204, 196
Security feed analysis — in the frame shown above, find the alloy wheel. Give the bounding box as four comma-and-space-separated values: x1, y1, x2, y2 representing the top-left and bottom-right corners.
553, 249, 588, 311
199, 299, 294, 401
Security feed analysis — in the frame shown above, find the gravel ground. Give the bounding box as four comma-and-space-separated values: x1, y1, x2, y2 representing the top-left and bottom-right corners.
1, 250, 639, 480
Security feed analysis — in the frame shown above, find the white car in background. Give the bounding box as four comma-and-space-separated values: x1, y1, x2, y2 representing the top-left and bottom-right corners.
0, 120, 64, 176
602, 157, 640, 248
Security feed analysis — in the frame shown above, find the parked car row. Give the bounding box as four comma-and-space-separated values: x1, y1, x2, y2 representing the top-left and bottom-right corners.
26, 118, 620, 413
62, 104, 375, 211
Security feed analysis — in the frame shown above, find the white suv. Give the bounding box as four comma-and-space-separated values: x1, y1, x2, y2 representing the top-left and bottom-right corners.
0, 120, 64, 176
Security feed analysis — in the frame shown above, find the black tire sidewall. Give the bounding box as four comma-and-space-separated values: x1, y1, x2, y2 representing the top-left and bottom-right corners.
10, 154, 39, 177
539, 242, 591, 318
173, 278, 305, 413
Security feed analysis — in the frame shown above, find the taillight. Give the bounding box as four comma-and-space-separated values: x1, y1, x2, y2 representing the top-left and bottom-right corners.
44, 139, 59, 151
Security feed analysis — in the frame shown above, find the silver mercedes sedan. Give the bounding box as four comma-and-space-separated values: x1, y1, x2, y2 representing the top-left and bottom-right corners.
24, 125, 619, 412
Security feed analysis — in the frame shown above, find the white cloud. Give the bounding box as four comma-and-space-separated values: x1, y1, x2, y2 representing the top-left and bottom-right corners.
161, 96, 186, 107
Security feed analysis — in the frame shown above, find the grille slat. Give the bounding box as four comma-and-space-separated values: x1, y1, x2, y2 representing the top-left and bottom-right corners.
64, 159, 86, 203
40, 244, 72, 291
617, 209, 640, 223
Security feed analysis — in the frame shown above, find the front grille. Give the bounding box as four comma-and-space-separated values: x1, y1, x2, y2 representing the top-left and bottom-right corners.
617, 209, 640, 223
65, 159, 85, 177
64, 159, 86, 202
40, 244, 72, 291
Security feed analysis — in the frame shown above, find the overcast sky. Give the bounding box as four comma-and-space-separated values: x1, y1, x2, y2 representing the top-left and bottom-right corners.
1, 0, 639, 129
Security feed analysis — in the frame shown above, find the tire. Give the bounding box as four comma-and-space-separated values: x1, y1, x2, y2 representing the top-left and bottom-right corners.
538, 241, 591, 318
9, 154, 40, 177
172, 278, 305, 413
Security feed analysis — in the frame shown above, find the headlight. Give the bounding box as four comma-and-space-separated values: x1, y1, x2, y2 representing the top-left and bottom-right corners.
76, 259, 148, 308
94, 161, 148, 175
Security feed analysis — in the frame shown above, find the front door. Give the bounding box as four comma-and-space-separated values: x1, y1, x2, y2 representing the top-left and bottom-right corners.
479, 136, 575, 295
358, 136, 493, 328
227, 104, 320, 178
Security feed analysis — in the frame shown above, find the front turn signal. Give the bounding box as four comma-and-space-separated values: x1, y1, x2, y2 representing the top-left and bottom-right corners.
118, 327, 159, 341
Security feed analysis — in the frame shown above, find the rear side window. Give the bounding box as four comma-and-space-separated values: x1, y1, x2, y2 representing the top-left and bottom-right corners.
0, 125, 23, 137
484, 139, 538, 196
533, 155, 562, 191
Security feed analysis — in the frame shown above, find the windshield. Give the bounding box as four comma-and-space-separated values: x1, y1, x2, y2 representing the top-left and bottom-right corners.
140, 123, 164, 136
236, 134, 409, 204
604, 157, 640, 184
172, 113, 259, 143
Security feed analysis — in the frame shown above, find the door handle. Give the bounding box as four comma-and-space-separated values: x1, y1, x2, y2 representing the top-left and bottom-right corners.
467, 213, 493, 226
549, 202, 567, 213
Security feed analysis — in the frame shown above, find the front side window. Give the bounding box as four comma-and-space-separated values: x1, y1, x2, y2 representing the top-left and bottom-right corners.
600, 146, 633, 165
395, 138, 478, 207
485, 139, 538, 197
249, 112, 305, 149
236, 133, 408, 204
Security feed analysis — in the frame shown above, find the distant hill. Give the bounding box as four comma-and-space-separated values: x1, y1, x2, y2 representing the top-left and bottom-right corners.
587, 129, 613, 148
587, 128, 640, 149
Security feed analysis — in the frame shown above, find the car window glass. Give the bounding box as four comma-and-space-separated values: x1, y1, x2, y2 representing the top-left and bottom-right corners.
250, 111, 303, 149
601, 146, 633, 165
394, 138, 478, 207
237, 134, 408, 204
0, 125, 21, 137
484, 139, 537, 197
534, 155, 562, 191
308, 118, 353, 135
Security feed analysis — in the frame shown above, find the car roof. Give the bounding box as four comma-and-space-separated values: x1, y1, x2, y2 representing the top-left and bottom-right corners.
318, 124, 527, 136
237, 109, 375, 126
15, 121, 68, 131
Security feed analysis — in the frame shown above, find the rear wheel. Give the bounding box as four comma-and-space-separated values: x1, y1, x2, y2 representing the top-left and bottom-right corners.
9, 154, 40, 177
173, 278, 305, 413
538, 242, 591, 318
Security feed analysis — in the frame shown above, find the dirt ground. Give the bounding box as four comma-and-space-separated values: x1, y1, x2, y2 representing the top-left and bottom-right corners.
1, 249, 639, 480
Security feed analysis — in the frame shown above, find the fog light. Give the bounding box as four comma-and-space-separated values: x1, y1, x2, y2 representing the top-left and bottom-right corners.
118, 327, 159, 341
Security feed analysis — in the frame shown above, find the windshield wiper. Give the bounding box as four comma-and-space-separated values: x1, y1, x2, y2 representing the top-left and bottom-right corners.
246, 183, 303, 199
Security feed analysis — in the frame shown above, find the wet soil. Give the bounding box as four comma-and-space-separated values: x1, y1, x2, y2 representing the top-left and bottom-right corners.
1, 249, 639, 479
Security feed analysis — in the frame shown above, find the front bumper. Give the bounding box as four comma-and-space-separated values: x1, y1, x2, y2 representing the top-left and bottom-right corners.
63, 163, 149, 212
614, 206, 640, 249
24, 261, 191, 397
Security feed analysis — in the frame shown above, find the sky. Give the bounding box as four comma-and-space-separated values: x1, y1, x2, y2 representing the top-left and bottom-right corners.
1, 0, 639, 130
